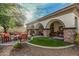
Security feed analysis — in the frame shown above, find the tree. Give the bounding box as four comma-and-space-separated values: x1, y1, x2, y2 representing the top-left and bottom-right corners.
0, 15, 10, 32
0, 3, 26, 32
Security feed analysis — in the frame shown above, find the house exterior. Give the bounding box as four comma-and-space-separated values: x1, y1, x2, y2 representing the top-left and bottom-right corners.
26, 3, 79, 43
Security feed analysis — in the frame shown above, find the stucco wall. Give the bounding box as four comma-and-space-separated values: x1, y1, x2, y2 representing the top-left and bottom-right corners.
72, 14, 79, 33
30, 12, 76, 29
54, 13, 75, 28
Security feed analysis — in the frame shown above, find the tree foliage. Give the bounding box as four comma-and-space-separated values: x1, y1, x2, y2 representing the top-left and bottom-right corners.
0, 3, 26, 32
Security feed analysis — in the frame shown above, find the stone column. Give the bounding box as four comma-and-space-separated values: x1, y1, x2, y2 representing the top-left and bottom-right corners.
27, 29, 30, 35
43, 29, 50, 37
64, 28, 76, 43
27, 29, 32, 38
34, 29, 38, 35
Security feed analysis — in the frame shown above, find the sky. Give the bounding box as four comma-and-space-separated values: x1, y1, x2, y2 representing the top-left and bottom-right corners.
20, 3, 71, 24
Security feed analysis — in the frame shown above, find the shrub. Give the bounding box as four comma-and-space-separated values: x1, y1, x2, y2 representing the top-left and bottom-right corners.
75, 33, 79, 45
13, 41, 22, 49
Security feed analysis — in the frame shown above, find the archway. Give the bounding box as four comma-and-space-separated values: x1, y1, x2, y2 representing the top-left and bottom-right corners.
28, 25, 35, 36
36, 23, 44, 35
46, 19, 65, 37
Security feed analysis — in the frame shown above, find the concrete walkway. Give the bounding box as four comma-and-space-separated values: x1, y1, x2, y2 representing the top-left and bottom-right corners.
0, 40, 27, 46
0, 41, 16, 46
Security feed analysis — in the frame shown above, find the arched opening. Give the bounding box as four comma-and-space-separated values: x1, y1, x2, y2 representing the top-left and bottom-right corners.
47, 20, 65, 38
36, 23, 44, 35
50, 21, 64, 37
31, 25, 34, 29
29, 25, 35, 36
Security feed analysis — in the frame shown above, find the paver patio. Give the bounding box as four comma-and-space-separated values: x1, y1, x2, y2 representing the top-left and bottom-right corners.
0, 42, 79, 56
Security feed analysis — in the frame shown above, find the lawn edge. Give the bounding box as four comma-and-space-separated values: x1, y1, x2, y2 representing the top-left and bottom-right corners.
26, 41, 75, 49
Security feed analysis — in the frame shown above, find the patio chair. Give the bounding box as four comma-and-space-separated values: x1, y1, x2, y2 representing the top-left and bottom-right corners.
20, 33, 27, 41
13, 32, 21, 41
1, 32, 10, 43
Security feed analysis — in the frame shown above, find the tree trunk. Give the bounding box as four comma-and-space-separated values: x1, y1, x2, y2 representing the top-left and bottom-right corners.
3, 26, 7, 32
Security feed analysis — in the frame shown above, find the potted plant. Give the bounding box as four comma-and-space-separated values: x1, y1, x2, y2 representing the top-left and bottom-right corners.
13, 40, 23, 49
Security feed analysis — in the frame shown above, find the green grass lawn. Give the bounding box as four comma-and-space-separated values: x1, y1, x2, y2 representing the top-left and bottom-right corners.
29, 37, 71, 47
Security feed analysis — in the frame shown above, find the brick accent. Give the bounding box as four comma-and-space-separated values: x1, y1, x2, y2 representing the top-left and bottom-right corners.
64, 28, 76, 43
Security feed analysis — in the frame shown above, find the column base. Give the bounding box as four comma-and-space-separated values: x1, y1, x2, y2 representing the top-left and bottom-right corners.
43, 29, 50, 37
64, 28, 76, 43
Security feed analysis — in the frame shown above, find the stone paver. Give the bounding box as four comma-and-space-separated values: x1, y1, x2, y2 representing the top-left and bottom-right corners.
0, 46, 13, 56
0, 42, 79, 56
10, 43, 79, 56
26, 44, 79, 56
